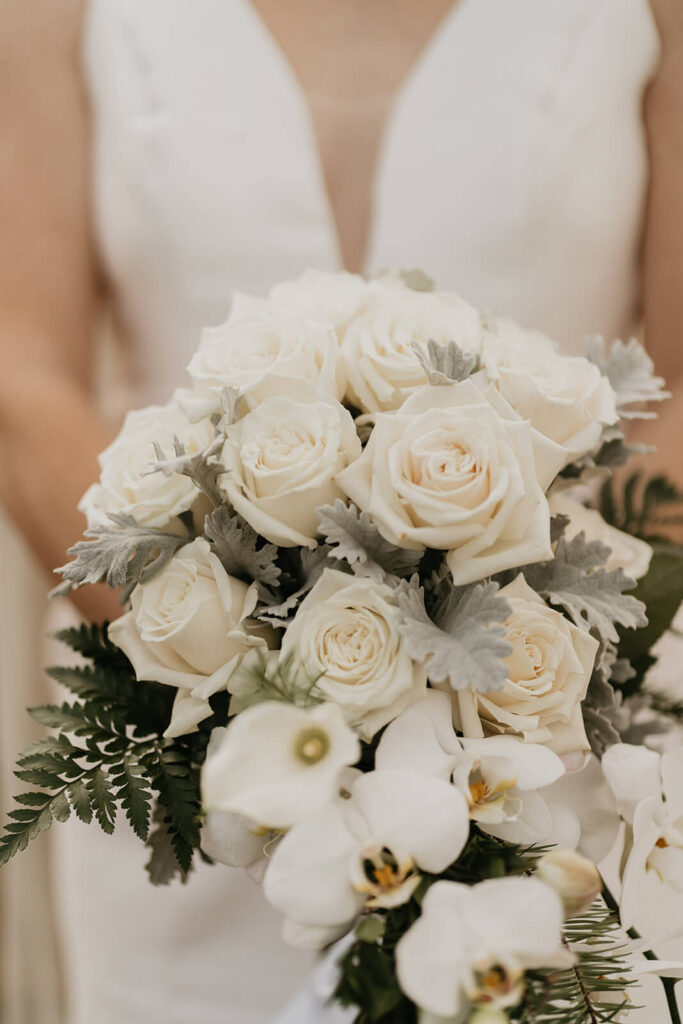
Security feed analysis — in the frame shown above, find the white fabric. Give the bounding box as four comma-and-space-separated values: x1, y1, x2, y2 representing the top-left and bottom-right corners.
35, 1, 664, 1022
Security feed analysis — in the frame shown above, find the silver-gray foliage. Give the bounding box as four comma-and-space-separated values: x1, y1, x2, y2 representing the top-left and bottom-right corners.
520, 533, 647, 644
586, 336, 670, 418
149, 435, 224, 507
258, 546, 339, 624
54, 513, 188, 595
204, 505, 280, 598
317, 500, 422, 583
396, 579, 512, 692
410, 338, 480, 385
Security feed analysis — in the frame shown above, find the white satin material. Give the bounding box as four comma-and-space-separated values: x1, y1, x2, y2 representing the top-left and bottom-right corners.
39, 1, 662, 1022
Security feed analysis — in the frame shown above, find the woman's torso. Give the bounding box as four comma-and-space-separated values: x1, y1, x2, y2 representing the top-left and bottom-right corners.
56, 2, 660, 1022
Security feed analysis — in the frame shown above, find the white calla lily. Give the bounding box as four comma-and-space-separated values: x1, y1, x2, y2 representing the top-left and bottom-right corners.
264, 768, 470, 948
201, 701, 360, 830
396, 878, 571, 1019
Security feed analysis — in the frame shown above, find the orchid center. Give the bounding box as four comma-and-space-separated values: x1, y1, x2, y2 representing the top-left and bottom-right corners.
468, 959, 524, 1009
467, 761, 519, 822
645, 812, 683, 890
352, 843, 421, 908
293, 726, 330, 765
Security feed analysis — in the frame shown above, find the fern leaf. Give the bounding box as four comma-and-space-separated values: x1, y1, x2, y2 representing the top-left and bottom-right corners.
88, 768, 117, 834
111, 754, 152, 841
67, 780, 93, 824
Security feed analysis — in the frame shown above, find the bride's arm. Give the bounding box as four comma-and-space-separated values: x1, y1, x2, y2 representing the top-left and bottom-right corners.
0, 0, 121, 621
641, 0, 683, 494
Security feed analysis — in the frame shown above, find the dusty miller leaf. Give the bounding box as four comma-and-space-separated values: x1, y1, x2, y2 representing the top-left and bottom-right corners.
397, 267, 435, 292
396, 580, 512, 692
149, 433, 224, 506
317, 500, 422, 583
258, 546, 338, 624
585, 336, 670, 418
520, 533, 647, 644
204, 505, 280, 597
410, 338, 480, 385
53, 513, 187, 595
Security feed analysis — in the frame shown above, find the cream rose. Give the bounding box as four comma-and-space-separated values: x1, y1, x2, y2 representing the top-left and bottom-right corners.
267, 268, 372, 337
549, 492, 652, 580
280, 569, 428, 740
341, 288, 483, 413
481, 318, 618, 465
218, 379, 361, 548
337, 379, 566, 584
454, 574, 598, 755
109, 538, 266, 738
178, 312, 345, 421
79, 403, 215, 529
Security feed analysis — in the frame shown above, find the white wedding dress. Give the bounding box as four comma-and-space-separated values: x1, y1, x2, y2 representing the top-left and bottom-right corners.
21, 0, 664, 1021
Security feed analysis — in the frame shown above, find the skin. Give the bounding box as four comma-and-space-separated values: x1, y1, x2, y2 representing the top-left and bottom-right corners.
0, 0, 680, 622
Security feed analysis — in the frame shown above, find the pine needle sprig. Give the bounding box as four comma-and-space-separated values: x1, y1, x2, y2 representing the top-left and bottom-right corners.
517, 900, 638, 1023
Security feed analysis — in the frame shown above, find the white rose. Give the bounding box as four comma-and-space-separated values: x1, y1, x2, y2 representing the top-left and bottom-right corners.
267, 268, 372, 337
177, 312, 345, 421
454, 574, 597, 756
218, 378, 362, 548
108, 538, 266, 737
337, 379, 566, 584
549, 492, 652, 580
79, 403, 215, 529
341, 287, 483, 413
482, 318, 618, 465
280, 568, 428, 741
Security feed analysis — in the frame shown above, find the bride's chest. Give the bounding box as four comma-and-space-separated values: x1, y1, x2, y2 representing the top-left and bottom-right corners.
83, 0, 658, 395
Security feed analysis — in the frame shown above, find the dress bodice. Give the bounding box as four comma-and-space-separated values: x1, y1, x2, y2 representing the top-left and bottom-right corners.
83, 0, 658, 404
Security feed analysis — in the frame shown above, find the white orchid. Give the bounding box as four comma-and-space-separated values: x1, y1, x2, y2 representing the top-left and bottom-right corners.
200, 701, 360, 830
540, 754, 620, 863
395, 877, 572, 1020
263, 767, 470, 949
375, 692, 566, 846
602, 743, 683, 931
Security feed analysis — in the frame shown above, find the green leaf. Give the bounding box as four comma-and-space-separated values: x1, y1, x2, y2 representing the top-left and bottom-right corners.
88, 768, 117, 834
144, 804, 189, 886
317, 500, 422, 583
617, 543, 683, 688
67, 780, 93, 824
395, 579, 512, 692
111, 754, 152, 841
51, 790, 71, 823
152, 751, 202, 874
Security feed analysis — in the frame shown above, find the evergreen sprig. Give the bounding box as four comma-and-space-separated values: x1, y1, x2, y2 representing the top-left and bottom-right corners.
0, 625, 206, 878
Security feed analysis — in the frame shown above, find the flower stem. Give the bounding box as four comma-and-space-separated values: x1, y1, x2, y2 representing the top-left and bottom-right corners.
601, 881, 681, 1024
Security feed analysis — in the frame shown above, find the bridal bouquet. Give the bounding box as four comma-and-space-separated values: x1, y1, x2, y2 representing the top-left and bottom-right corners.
3, 270, 683, 1022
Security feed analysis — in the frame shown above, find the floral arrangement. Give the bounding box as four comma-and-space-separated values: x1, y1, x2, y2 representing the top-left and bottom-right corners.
2, 270, 682, 1023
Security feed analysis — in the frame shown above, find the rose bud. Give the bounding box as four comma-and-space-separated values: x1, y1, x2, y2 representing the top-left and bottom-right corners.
536, 848, 602, 918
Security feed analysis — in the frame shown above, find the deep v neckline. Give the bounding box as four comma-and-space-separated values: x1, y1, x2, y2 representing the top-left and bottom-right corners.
240, 0, 464, 274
